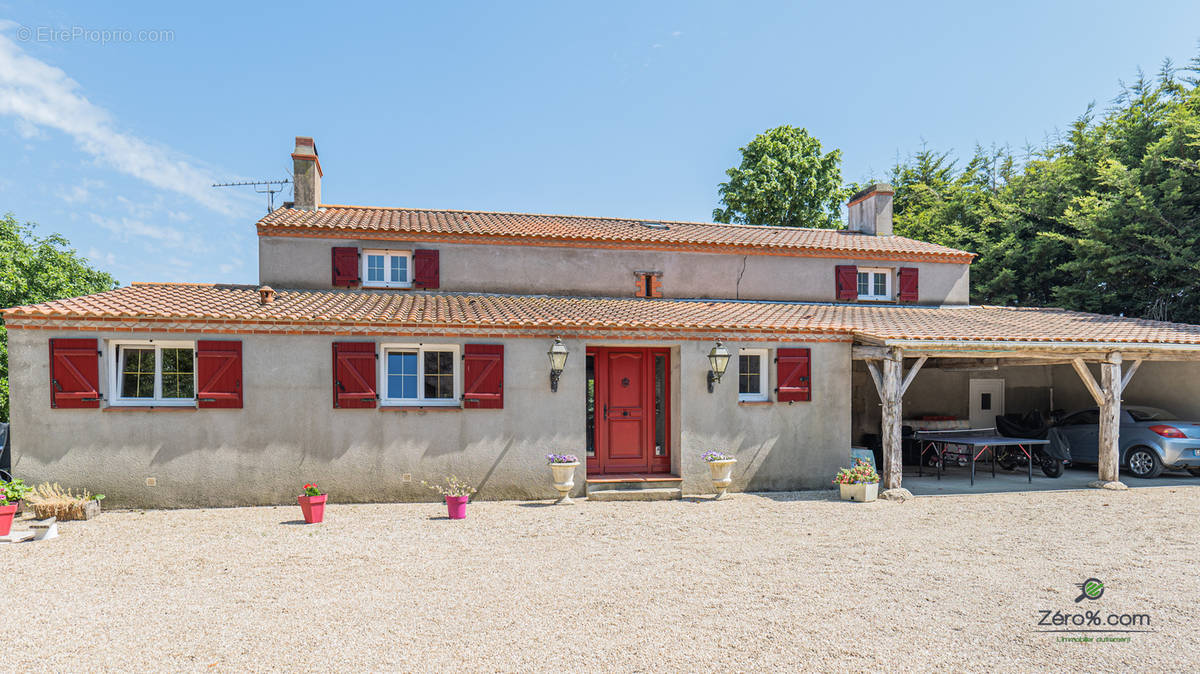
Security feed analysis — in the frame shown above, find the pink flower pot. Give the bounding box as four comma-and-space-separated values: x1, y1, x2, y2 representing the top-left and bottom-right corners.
0, 504, 17, 537
445, 495, 468, 519
298, 494, 327, 524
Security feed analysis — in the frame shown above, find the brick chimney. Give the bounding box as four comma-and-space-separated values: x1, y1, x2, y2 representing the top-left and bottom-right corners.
847, 183, 894, 236
258, 285, 276, 305
291, 136, 322, 211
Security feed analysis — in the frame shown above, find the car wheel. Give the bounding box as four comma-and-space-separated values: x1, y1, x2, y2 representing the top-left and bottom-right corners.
1126, 447, 1163, 479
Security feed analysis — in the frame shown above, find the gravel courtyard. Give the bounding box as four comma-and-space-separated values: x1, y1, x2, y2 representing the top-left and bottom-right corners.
4, 487, 1198, 672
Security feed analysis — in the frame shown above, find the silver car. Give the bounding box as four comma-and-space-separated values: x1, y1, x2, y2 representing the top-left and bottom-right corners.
1055, 405, 1200, 478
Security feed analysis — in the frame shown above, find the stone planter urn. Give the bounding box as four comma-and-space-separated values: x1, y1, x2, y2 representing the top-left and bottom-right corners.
839, 482, 879, 502
707, 459, 737, 499
549, 462, 580, 504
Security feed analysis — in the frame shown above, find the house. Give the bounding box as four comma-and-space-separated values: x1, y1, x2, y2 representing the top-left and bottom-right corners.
6, 136, 1200, 507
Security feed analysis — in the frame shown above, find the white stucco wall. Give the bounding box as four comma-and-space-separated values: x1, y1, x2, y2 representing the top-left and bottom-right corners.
259, 235, 971, 305
9, 328, 852, 507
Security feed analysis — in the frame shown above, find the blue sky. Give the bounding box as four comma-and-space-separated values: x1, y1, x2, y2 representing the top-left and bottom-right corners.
1, 1, 1198, 285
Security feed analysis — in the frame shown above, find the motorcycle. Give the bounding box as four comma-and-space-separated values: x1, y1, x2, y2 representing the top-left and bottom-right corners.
994, 410, 1069, 478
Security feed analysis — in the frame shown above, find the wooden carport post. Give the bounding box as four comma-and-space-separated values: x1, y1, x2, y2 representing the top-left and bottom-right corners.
1071, 352, 1138, 488
881, 350, 904, 491
858, 346, 925, 497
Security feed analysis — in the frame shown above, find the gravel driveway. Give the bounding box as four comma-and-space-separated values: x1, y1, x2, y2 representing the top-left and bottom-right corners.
3, 487, 1197, 672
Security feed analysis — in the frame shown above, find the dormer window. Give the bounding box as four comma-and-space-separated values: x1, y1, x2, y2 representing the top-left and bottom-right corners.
856, 268, 892, 301
362, 250, 413, 288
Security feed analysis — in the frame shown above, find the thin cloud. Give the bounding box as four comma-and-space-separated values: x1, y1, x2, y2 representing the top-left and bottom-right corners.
57, 178, 104, 204
90, 213, 186, 246
86, 247, 117, 266
0, 22, 241, 215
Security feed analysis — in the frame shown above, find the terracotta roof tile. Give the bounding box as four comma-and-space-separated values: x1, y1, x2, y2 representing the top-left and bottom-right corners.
256, 206, 974, 262
7, 284, 1200, 348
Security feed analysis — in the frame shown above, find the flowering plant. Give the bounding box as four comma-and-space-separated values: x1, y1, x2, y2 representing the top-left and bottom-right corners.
423, 476, 477, 498
0, 478, 33, 506
832, 459, 880, 485
301, 483, 324, 497
546, 453, 579, 464
700, 450, 734, 463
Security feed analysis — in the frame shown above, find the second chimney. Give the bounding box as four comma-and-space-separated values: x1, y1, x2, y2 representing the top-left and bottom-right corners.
291, 136, 322, 211
847, 183, 894, 236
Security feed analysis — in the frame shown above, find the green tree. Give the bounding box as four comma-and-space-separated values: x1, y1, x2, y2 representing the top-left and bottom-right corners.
714, 126, 851, 228
890, 53, 1200, 320
1056, 75, 1200, 321
0, 213, 118, 421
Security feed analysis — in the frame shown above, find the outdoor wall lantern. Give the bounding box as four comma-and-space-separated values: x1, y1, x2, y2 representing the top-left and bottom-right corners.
548, 338, 569, 392
706, 340, 731, 393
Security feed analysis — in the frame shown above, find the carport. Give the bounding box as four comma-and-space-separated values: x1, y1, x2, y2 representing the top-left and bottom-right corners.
844, 305, 1200, 495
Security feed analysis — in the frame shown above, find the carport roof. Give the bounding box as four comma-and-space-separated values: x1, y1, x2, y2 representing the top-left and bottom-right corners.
7, 284, 1200, 350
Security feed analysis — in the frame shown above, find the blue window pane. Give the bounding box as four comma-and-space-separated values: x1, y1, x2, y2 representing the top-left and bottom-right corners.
367, 255, 385, 282
390, 256, 407, 283
387, 352, 418, 399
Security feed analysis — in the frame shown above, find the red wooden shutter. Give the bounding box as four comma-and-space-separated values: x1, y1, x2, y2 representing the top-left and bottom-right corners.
49, 338, 100, 409
332, 247, 360, 287
413, 249, 440, 289
332, 342, 377, 408
898, 267, 919, 302
463, 344, 503, 409
197, 340, 243, 408
835, 265, 858, 300
776, 348, 811, 402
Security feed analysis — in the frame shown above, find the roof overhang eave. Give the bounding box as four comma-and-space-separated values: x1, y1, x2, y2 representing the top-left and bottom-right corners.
856, 336, 1200, 361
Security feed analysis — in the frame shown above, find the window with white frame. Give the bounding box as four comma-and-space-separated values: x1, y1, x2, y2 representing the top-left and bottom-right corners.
856, 268, 892, 301
381, 344, 460, 406
738, 348, 769, 402
108, 340, 196, 406
362, 249, 413, 288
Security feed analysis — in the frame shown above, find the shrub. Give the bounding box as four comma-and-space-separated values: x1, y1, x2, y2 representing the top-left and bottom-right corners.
24, 482, 105, 520
700, 450, 734, 463
833, 459, 880, 485
422, 476, 476, 498
0, 478, 33, 505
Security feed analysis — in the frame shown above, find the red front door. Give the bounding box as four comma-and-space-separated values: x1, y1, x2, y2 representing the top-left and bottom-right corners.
588, 347, 670, 474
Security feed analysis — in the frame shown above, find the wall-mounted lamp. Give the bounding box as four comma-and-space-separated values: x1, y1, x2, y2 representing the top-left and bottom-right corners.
548, 338, 569, 392
706, 340, 731, 393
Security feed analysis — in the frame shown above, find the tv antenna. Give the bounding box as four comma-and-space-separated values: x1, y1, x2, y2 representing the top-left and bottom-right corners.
212, 179, 292, 213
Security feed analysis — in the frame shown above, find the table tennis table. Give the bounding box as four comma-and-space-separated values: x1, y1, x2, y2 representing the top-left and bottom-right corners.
913, 429, 1050, 485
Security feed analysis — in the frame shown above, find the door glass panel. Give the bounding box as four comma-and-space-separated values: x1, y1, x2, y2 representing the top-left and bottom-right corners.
980, 392, 991, 410
586, 355, 595, 458
654, 354, 666, 457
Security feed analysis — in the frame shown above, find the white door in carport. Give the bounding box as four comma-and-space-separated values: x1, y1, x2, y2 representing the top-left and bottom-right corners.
969, 379, 1005, 429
